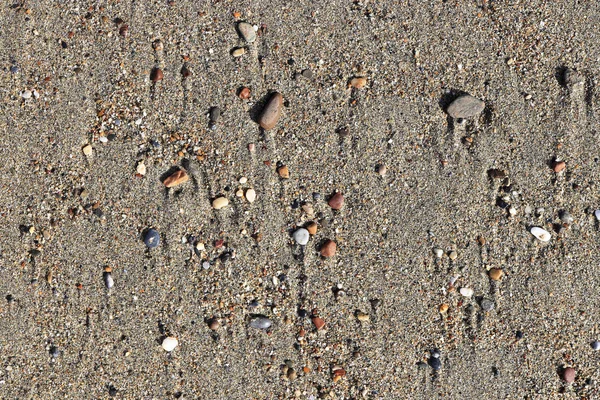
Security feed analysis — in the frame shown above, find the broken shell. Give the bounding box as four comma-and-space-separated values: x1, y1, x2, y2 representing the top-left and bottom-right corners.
459, 287, 474, 298
530, 226, 551, 242
161, 336, 178, 352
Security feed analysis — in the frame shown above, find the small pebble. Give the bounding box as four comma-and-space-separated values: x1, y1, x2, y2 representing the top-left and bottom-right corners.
459, 287, 474, 298
202, 261, 210, 270
431, 349, 441, 358
553, 160, 566, 173
82, 144, 93, 156
439, 303, 449, 313
153, 40, 163, 51
209, 106, 221, 122
448, 251, 457, 261
560, 211, 573, 224
320, 240, 336, 257
297, 309, 307, 318
150, 68, 163, 82
287, 368, 297, 381
249, 316, 272, 330
306, 221, 318, 235
293, 228, 310, 245
277, 165, 290, 179
103, 269, 114, 289
480, 298, 495, 311
236, 189, 244, 197
433, 248, 444, 258
488, 268, 503, 281
356, 311, 369, 322
530, 226, 551, 242
239, 176, 248, 184
245, 188, 256, 203
515, 330, 524, 340
312, 316, 325, 330
231, 47, 246, 57
161, 337, 178, 352
258, 92, 283, 130
163, 169, 189, 187
349, 77, 367, 89
239, 87, 251, 99
208, 318, 220, 331
144, 229, 160, 248
49, 346, 59, 358
446, 94, 485, 118
301, 69, 313, 79
562, 367, 576, 384
328, 192, 344, 210
237, 22, 256, 43
428, 357, 442, 371
591, 341, 600, 351
212, 197, 229, 210
377, 164, 387, 176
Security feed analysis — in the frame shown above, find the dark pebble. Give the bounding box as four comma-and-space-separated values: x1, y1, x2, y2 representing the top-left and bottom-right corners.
144, 229, 160, 248
209, 106, 221, 122
6, 294, 14, 302
417, 361, 428, 369
49, 346, 59, 358
431, 349, 441, 358
428, 357, 442, 370
10, 65, 19, 74
312, 192, 321, 200
591, 341, 600, 351
297, 309, 307, 318
108, 386, 117, 397
515, 330, 524, 340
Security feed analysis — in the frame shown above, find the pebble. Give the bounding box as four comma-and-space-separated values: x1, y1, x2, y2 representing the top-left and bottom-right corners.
208, 318, 220, 331
239, 87, 251, 99
82, 144, 93, 156
480, 298, 495, 311
349, 77, 367, 89
150, 68, 163, 82
439, 303, 449, 313
212, 197, 229, 210
594, 210, 600, 221
328, 192, 344, 210
356, 311, 369, 322
562, 367, 576, 383
258, 92, 283, 130
306, 221, 318, 235
312, 316, 325, 330
163, 169, 189, 187
144, 229, 160, 248
459, 287, 474, 298
591, 341, 600, 351
245, 188, 256, 203
293, 228, 310, 245
231, 47, 246, 57
433, 248, 444, 258
202, 261, 210, 270
488, 268, 503, 281
377, 164, 387, 176
103, 267, 114, 289
161, 337, 178, 352
320, 240, 337, 257
446, 95, 485, 118
209, 106, 221, 122
530, 226, 551, 242
49, 345, 60, 358
249, 316, 272, 330
239, 176, 248, 184
301, 69, 313, 79
428, 357, 442, 371
448, 250, 457, 261
553, 160, 566, 173
277, 165, 290, 179
560, 211, 573, 224
431, 349, 441, 358
287, 368, 297, 381
237, 22, 256, 43
236, 189, 244, 197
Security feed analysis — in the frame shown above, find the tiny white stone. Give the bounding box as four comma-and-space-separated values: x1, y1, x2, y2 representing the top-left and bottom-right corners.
82, 144, 93, 156
433, 248, 443, 258
459, 287, 474, 298
235, 189, 244, 197
21, 90, 32, 99
162, 337, 178, 352
104, 273, 114, 289
595, 210, 600, 221
509, 206, 517, 216
245, 188, 256, 203
530, 226, 551, 242
136, 162, 146, 175
293, 228, 310, 245
239, 176, 248, 184
99, 136, 108, 143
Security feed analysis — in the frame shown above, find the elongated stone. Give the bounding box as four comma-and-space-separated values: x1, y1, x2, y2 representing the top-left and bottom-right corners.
237, 22, 256, 43
259, 92, 283, 130
446, 95, 485, 118
249, 316, 272, 330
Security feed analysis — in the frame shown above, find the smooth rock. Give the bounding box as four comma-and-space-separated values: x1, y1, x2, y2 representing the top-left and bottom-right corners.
377, 164, 387, 176
208, 318, 220, 331
562, 367, 576, 383
209, 106, 221, 122
161, 337, 178, 352
446, 95, 485, 118
163, 169, 189, 187
82, 144, 93, 156
277, 165, 290, 179
150, 68, 163, 82
212, 197, 229, 210
553, 160, 566, 173
595, 210, 600, 221
431, 349, 441, 358
448, 250, 457, 261
293, 228, 310, 245
136, 162, 146, 175
459, 287, 474, 298
328, 192, 344, 210
433, 248, 444, 258
144, 229, 160, 248
428, 357, 442, 371
312, 316, 325, 330
237, 22, 256, 43
104, 272, 114, 289
320, 240, 336, 257
258, 92, 283, 130
231, 47, 245, 57
306, 221, 318, 235
530, 226, 551, 242
488, 268, 503, 281
349, 77, 367, 89
480, 298, 495, 311
249, 316, 272, 330
245, 188, 256, 203
239, 87, 251, 99
591, 341, 600, 351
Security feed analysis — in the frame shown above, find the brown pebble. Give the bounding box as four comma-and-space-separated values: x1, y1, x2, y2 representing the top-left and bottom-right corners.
439, 303, 449, 313
328, 192, 344, 210
563, 367, 576, 383
277, 165, 290, 179
208, 318, 220, 330
150, 68, 163, 82
119, 25, 129, 37
163, 169, 189, 187
103, 266, 112, 273
258, 92, 283, 130
349, 77, 367, 89
306, 221, 318, 235
239, 87, 251, 99
312, 316, 325, 330
553, 160, 566, 173
320, 240, 336, 257
488, 268, 503, 281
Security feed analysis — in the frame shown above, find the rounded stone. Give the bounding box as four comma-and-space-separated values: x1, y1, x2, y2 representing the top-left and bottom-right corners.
553, 160, 566, 173
328, 192, 344, 210
212, 197, 229, 210
208, 318, 220, 331
150, 68, 163, 82
459, 287, 474, 298
258, 92, 283, 130
480, 298, 495, 311
488, 268, 503, 281
320, 240, 336, 257
562, 367, 576, 383
245, 188, 256, 203
161, 337, 178, 352
293, 228, 310, 245
591, 341, 600, 351
249, 316, 272, 330
144, 229, 160, 248
446, 95, 485, 118
237, 22, 256, 43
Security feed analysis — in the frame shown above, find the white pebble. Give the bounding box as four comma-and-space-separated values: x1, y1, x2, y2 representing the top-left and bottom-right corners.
21, 90, 32, 99
433, 248, 443, 258
104, 273, 114, 289
136, 162, 146, 175
595, 210, 600, 221
509, 206, 517, 216
459, 287, 474, 298
245, 188, 256, 203
530, 226, 551, 242
239, 177, 248, 184
293, 228, 310, 245
161, 337, 178, 352
212, 197, 229, 209
99, 136, 108, 143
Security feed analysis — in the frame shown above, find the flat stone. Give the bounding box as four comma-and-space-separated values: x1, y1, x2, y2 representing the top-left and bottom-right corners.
163, 169, 189, 187
144, 228, 160, 248
277, 165, 290, 179
249, 316, 272, 330
237, 22, 256, 43
258, 92, 283, 130
328, 192, 344, 210
553, 160, 566, 173
82, 144, 93, 156
562, 367, 576, 383
245, 188, 256, 203
212, 197, 229, 210
293, 228, 310, 245
161, 337, 178, 352
446, 95, 485, 118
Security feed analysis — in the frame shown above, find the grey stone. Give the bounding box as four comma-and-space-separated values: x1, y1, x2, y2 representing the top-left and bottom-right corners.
237, 22, 256, 43
446, 95, 485, 118
249, 316, 272, 330
144, 229, 160, 248
481, 298, 495, 311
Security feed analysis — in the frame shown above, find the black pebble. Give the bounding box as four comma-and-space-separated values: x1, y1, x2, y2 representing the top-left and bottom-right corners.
49, 346, 59, 358
297, 309, 307, 318
428, 357, 441, 371
6, 294, 14, 302
209, 106, 221, 122
496, 198, 509, 209
515, 330, 523, 340
108, 386, 117, 396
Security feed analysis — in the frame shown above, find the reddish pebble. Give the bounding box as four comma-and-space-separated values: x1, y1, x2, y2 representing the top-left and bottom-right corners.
312, 316, 325, 330
119, 25, 129, 37
553, 160, 566, 173
328, 192, 344, 210
150, 68, 163, 82
320, 240, 336, 257
239, 87, 251, 99
258, 92, 283, 130
563, 367, 575, 383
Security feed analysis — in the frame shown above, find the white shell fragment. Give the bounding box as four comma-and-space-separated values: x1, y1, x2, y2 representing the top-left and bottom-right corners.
162, 337, 178, 352
595, 210, 600, 221
460, 287, 474, 298
530, 226, 551, 242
